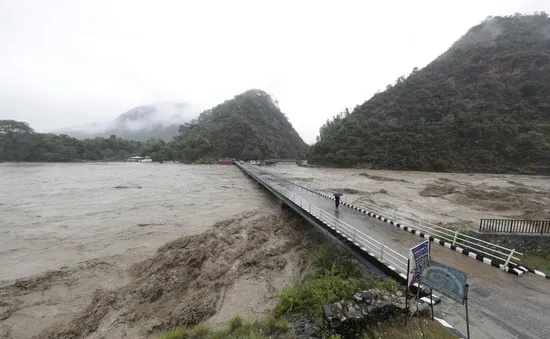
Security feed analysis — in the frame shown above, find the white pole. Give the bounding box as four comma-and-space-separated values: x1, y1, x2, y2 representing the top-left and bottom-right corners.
504, 249, 516, 267
452, 230, 459, 246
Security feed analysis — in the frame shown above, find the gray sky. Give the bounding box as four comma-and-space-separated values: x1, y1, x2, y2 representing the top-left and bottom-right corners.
1, 0, 549, 143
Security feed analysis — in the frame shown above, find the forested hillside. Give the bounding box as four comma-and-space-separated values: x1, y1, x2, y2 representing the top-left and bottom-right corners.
0, 119, 165, 162
1, 90, 309, 163
311, 14, 550, 174
167, 90, 309, 163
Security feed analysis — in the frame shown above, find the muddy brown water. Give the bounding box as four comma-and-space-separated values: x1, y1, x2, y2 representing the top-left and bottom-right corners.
0, 163, 281, 339
0, 163, 271, 281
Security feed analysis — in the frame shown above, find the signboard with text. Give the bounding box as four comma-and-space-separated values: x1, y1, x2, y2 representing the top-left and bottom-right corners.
421, 259, 468, 304
408, 240, 430, 287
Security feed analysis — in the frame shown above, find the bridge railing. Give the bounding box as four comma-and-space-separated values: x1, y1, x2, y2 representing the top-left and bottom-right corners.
238, 163, 408, 276
267, 178, 408, 275
305, 185, 523, 266
480, 219, 550, 234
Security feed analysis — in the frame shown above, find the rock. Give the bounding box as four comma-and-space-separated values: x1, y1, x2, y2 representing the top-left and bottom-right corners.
323, 288, 420, 337
362, 290, 376, 301
323, 304, 336, 321
286, 313, 321, 339
410, 303, 431, 317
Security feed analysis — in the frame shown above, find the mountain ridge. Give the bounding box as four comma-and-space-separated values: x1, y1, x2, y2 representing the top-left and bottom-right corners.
310, 13, 550, 174
164, 89, 310, 162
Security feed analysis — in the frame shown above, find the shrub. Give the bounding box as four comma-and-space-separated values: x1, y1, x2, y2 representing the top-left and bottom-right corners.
229, 315, 244, 331
275, 267, 360, 317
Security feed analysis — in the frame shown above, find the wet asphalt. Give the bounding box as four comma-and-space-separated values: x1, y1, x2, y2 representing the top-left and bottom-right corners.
256, 169, 550, 339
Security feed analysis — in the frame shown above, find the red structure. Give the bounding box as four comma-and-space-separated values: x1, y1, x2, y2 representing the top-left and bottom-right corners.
218, 158, 234, 165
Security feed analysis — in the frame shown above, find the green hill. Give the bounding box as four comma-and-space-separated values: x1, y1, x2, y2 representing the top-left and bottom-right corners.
170, 90, 309, 163
311, 13, 550, 174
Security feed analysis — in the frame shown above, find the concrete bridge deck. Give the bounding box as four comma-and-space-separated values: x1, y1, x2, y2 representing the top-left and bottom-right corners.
236, 163, 550, 339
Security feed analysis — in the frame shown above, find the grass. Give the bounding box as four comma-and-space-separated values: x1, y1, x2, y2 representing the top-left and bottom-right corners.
373, 278, 398, 294
158, 314, 293, 339
274, 268, 363, 318
275, 248, 371, 321
521, 250, 550, 272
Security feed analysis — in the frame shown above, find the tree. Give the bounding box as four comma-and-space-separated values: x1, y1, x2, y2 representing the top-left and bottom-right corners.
0, 120, 35, 161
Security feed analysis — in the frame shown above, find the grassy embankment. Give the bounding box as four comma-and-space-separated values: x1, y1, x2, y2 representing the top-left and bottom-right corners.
159, 248, 457, 339
521, 251, 550, 272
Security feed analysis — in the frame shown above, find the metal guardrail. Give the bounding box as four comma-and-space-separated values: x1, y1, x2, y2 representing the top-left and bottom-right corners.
276, 177, 523, 267
238, 164, 409, 276
480, 219, 550, 234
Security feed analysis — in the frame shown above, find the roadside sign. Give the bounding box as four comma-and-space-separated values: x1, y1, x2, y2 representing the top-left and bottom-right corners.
421, 259, 468, 304
408, 240, 430, 287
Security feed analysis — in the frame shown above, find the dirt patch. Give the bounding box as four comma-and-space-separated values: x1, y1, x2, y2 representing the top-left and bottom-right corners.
34, 210, 323, 339
358, 173, 408, 183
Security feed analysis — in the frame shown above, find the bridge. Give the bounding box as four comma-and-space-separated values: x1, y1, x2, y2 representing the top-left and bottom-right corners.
235, 162, 550, 339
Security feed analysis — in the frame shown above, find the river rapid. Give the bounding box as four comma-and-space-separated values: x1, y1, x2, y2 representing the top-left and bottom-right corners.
0, 162, 268, 282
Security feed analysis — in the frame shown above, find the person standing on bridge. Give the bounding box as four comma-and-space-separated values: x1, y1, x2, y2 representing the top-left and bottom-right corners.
334, 193, 342, 209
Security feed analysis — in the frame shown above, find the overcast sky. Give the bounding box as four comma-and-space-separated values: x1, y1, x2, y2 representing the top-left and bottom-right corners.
1, 0, 549, 143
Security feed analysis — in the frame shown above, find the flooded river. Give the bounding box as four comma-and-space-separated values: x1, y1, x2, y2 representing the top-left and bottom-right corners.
0, 163, 268, 281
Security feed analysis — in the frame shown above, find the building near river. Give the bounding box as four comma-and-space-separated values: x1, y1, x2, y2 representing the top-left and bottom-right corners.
126, 156, 152, 162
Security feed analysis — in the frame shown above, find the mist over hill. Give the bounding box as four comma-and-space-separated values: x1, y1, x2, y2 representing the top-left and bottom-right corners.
57, 103, 197, 141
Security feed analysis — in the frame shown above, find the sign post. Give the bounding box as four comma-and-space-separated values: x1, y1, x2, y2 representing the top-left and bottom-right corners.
421, 259, 469, 338
465, 284, 470, 339
406, 240, 430, 326
408, 240, 430, 288
405, 259, 410, 325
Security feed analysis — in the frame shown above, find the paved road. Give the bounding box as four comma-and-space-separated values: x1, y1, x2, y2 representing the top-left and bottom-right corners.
254, 168, 550, 339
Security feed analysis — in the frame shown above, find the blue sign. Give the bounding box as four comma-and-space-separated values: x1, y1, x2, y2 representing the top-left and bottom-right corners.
408, 240, 430, 287
422, 260, 468, 304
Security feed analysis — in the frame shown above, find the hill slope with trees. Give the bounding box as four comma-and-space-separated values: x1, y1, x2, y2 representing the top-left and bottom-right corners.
0, 119, 165, 162
1, 90, 309, 163
311, 14, 550, 174
168, 90, 309, 163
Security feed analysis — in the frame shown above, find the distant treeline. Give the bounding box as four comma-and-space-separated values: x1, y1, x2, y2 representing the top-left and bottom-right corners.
1, 91, 310, 164
0, 119, 167, 162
